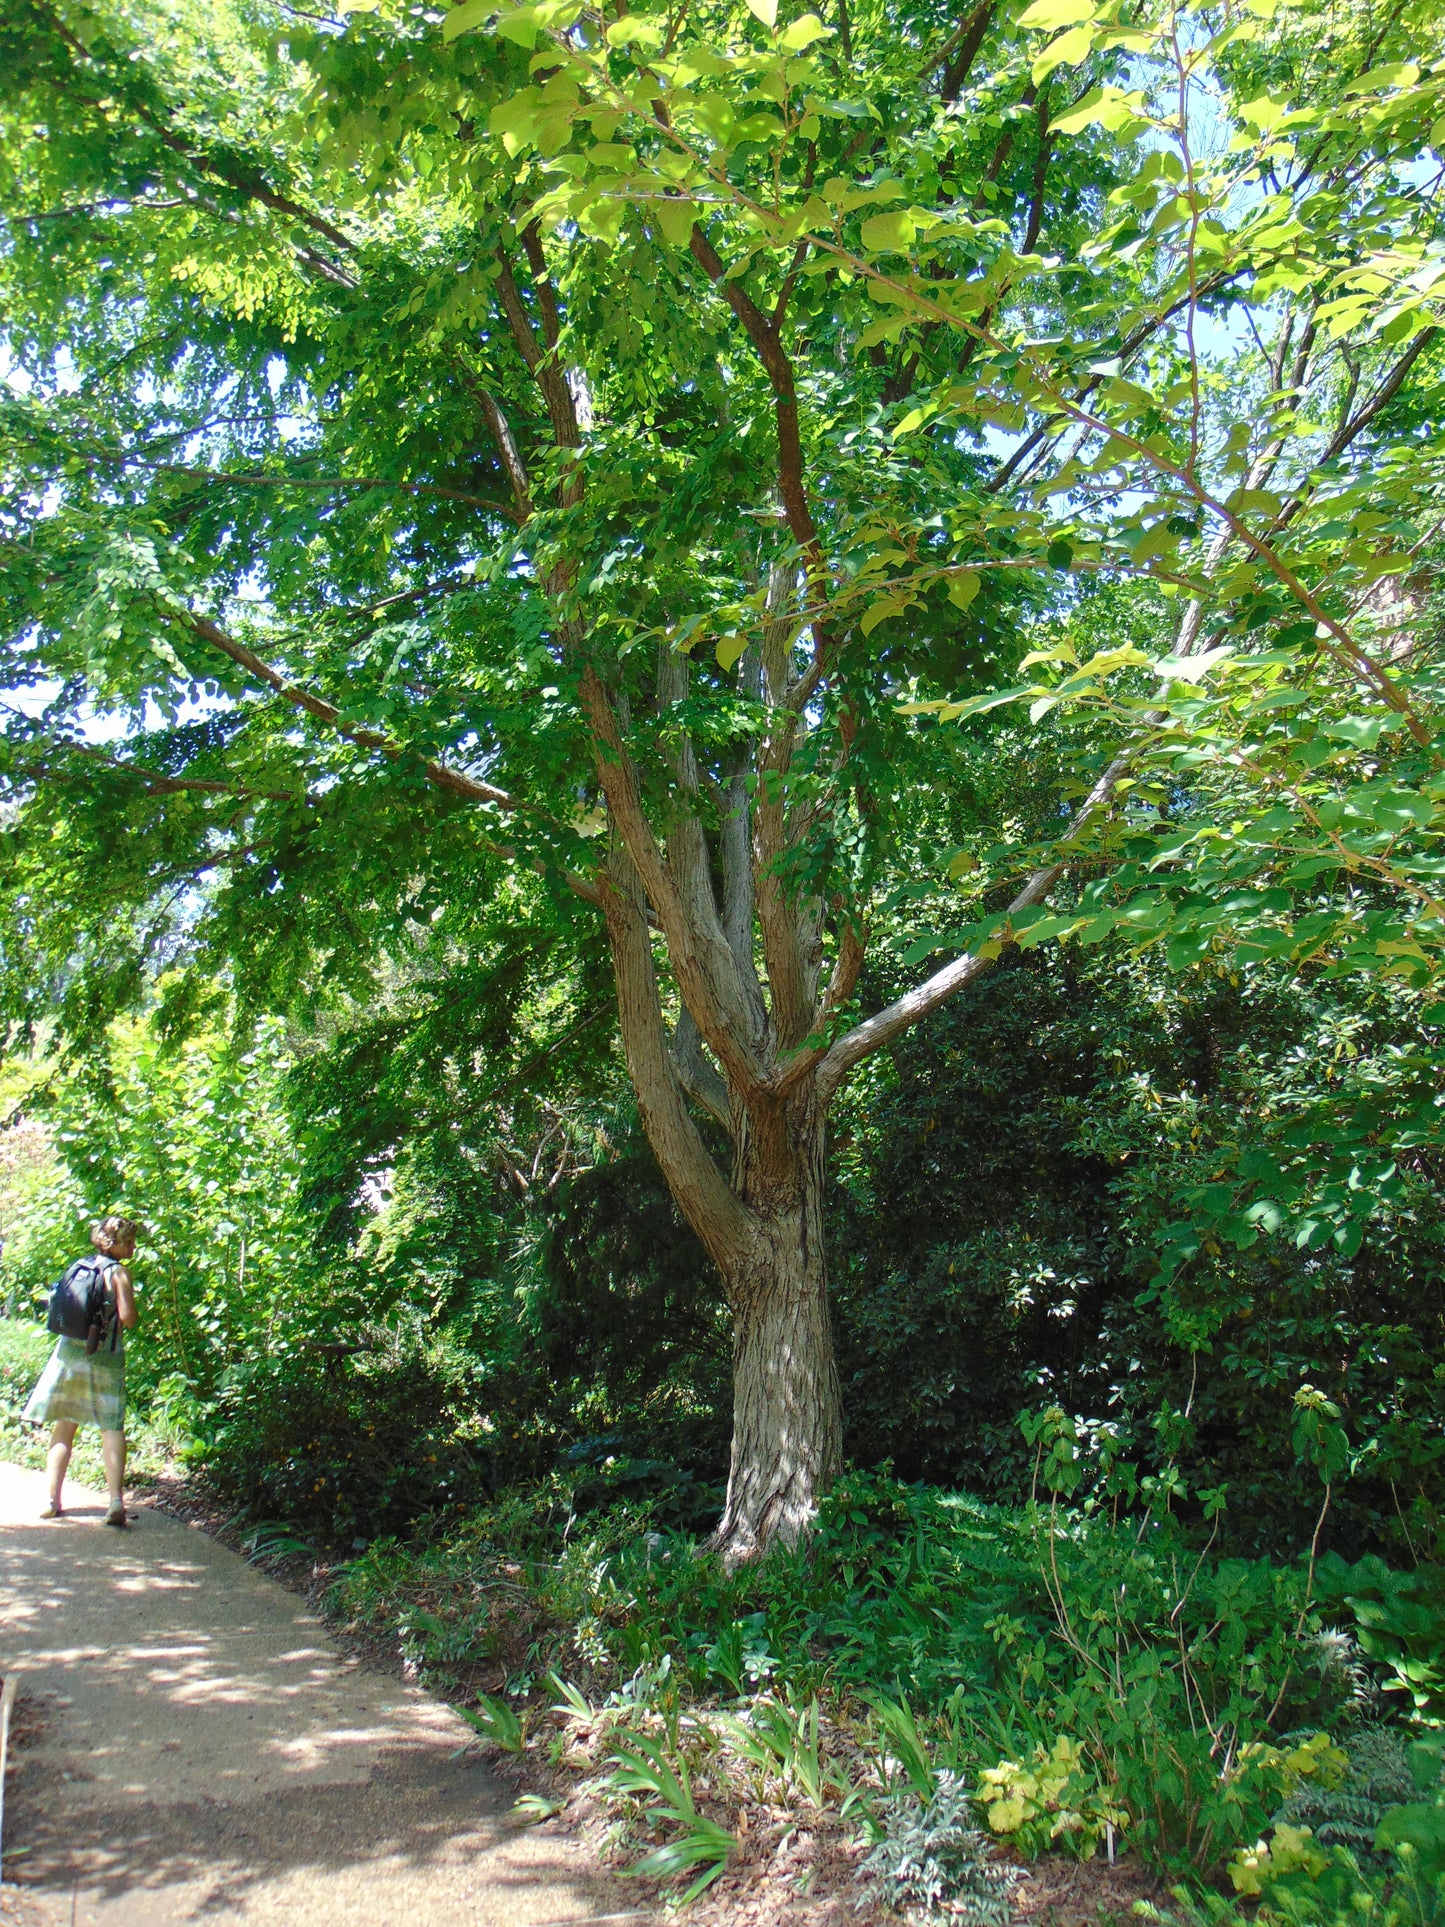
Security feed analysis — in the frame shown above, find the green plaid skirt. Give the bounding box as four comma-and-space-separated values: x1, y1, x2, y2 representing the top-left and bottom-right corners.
23, 1336, 126, 1431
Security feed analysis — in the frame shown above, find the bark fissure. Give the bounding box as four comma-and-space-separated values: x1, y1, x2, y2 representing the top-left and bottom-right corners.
712, 1098, 842, 1560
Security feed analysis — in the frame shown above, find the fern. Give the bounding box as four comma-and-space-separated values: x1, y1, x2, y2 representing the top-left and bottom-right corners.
862, 1772, 1020, 1926
1274, 1727, 1418, 1862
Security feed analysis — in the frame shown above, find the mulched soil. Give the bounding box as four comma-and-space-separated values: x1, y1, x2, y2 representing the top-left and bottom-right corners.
132, 1467, 1171, 1927
1012, 1855, 1167, 1927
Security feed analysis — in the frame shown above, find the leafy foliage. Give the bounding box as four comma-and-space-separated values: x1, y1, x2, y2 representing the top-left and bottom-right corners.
602, 1729, 737, 1902
861, 1773, 1020, 1926
1273, 1728, 1421, 1866
976, 1735, 1126, 1860
4, 0, 1444, 1553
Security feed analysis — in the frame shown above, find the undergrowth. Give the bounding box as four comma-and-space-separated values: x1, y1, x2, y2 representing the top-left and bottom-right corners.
324, 1460, 1445, 1919
9, 1312, 1437, 1926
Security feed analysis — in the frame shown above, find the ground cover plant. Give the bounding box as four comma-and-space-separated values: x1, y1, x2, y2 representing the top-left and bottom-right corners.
319, 1464, 1445, 1918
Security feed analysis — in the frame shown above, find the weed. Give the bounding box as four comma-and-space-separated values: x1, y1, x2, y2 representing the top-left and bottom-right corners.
241, 1521, 315, 1565
866, 1693, 939, 1801
512, 1793, 567, 1824
718, 1692, 850, 1809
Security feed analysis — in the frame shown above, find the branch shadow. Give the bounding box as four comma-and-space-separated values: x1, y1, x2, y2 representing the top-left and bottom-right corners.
11, 1742, 632, 1921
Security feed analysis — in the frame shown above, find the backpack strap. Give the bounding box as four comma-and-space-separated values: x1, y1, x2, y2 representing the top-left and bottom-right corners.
86, 1256, 121, 1350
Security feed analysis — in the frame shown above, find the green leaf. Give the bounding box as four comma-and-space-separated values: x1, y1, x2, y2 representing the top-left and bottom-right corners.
495, 5, 541, 46
1017, 0, 1093, 28
780, 11, 832, 47
1052, 85, 1146, 134
928, 684, 1031, 722
442, 0, 491, 40
861, 593, 911, 635
745, 0, 778, 25
1323, 716, 1388, 749
1225, 486, 1284, 517
1152, 645, 1234, 683
456, 1695, 526, 1751
606, 13, 666, 43
1375, 1803, 1445, 1878
859, 210, 916, 253
947, 569, 981, 609
655, 197, 696, 247
1343, 62, 1421, 95
1032, 23, 1093, 79
1015, 914, 1089, 949
489, 90, 542, 140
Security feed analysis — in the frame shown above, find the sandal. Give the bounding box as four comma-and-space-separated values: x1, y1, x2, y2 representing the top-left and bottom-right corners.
104, 1505, 128, 1530
40, 1502, 64, 1520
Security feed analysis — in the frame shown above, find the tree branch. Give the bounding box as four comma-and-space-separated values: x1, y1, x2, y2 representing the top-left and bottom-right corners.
173, 608, 605, 904
752, 570, 815, 1050
103, 456, 522, 523
465, 379, 535, 520
175, 608, 527, 810
815, 865, 1058, 1102
927, 0, 994, 99
1022, 90, 1053, 255
579, 666, 770, 1092
17, 741, 307, 805
602, 854, 754, 1269
688, 224, 824, 568
496, 245, 581, 457
670, 1007, 733, 1131
28, 0, 359, 284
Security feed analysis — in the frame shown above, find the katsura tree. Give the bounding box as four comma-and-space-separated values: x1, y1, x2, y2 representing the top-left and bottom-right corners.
1, 0, 1441, 1556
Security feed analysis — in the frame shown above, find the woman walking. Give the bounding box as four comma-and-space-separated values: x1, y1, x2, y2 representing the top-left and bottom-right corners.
24, 1216, 139, 1527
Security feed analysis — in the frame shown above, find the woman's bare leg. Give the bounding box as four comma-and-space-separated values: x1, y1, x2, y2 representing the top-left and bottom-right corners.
47, 1420, 78, 1511
100, 1429, 127, 1516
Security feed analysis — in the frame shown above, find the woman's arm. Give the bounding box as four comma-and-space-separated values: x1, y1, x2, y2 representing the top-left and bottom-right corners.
111, 1265, 138, 1329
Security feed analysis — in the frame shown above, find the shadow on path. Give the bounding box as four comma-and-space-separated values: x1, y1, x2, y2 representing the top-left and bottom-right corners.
0, 1460, 636, 1927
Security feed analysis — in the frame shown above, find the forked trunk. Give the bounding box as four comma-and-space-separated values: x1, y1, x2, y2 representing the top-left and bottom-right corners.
598, 862, 844, 1563
709, 1099, 842, 1565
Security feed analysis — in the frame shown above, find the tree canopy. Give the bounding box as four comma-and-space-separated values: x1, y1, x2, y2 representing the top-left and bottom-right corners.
1, 0, 1443, 1554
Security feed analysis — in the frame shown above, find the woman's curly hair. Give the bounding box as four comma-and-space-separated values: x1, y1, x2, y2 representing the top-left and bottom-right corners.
92, 1216, 140, 1256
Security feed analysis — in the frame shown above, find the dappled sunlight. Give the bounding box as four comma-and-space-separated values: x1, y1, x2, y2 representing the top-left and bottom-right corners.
0, 1459, 634, 1919
110, 1561, 208, 1593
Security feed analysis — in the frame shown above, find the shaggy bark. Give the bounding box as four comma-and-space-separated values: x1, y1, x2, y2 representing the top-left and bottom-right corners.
713, 1095, 841, 1558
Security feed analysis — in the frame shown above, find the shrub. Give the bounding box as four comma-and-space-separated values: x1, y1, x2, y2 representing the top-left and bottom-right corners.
0, 1317, 51, 1408
977, 1735, 1128, 1860
1274, 1728, 1419, 1864
203, 1331, 494, 1540
1314, 1555, 1445, 1724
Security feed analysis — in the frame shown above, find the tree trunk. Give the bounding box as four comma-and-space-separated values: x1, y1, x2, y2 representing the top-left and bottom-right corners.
709, 1097, 842, 1564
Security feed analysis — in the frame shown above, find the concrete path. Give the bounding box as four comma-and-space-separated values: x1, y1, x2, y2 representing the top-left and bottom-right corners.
0, 1460, 637, 1927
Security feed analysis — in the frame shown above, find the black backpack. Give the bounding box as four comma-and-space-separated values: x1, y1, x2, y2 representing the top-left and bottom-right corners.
46, 1255, 119, 1355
